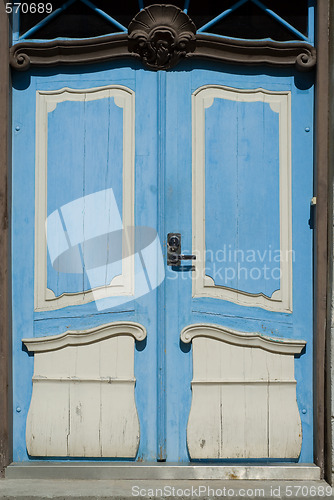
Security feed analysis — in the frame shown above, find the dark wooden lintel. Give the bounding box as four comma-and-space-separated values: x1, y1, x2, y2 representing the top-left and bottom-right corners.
10, 34, 316, 72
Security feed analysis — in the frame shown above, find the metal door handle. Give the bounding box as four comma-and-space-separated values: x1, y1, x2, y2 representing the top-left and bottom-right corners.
179, 254, 196, 260
167, 233, 196, 266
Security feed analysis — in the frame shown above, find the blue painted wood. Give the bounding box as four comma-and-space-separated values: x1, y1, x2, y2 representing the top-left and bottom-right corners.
12, 76, 37, 461
20, 0, 76, 40
205, 98, 280, 296
251, 0, 308, 42
308, 0, 315, 45
171, 60, 313, 463
198, 0, 248, 33
13, 1, 313, 47
164, 69, 193, 462
183, 0, 190, 14
20, 0, 126, 40
47, 99, 85, 295
196, 1, 313, 44
11, 58, 314, 464
80, 0, 127, 32
47, 96, 123, 296
12, 10, 20, 43
156, 71, 167, 461
132, 68, 159, 462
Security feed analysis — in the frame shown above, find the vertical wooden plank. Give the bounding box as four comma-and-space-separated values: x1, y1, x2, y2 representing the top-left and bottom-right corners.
99, 337, 118, 379
315, 0, 330, 479
26, 378, 69, 457
157, 70, 166, 461
269, 382, 302, 459
26, 350, 71, 457
187, 380, 222, 459
243, 349, 268, 458
67, 343, 101, 456
47, 99, 86, 297
267, 351, 302, 459
0, 2, 12, 476
244, 383, 268, 458
67, 380, 102, 457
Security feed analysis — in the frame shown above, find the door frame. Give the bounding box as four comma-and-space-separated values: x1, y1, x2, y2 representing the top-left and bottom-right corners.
0, 0, 13, 478
0, 0, 332, 480
314, 0, 332, 482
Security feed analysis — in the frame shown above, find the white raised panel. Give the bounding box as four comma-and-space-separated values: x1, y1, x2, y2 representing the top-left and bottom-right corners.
23, 322, 146, 458
181, 324, 305, 460
192, 85, 292, 312
35, 86, 135, 311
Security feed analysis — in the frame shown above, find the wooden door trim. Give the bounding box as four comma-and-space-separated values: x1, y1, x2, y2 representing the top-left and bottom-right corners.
314, 0, 331, 481
0, 2, 12, 477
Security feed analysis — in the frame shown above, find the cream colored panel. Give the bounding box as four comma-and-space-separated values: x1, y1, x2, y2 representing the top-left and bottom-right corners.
181, 324, 305, 460
23, 322, 146, 458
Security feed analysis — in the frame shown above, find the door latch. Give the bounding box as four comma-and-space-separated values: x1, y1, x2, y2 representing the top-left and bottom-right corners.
167, 233, 196, 266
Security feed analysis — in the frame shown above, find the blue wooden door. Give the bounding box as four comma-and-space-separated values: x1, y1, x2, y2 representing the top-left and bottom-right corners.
12, 58, 313, 462
162, 62, 313, 463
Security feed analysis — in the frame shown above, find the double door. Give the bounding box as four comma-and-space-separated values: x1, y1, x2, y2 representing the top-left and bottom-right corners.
12, 60, 314, 462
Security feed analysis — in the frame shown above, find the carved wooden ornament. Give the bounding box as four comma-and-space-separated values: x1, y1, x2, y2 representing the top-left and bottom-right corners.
128, 4, 196, 71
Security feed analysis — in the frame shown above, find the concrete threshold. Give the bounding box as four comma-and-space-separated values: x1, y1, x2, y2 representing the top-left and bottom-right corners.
0, 478, 332, 500
5, 462, 321, 481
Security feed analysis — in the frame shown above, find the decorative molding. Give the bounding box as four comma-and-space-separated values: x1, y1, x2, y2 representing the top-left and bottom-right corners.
9, 34, 130, 71
182, 323, 305, 460
193, 35, 316, 72
34, 85, 135, 311
181, 324, 306, 355
23, 321, 147, 352
192, 85, 293, 312
23, 322, 146, 458
9, 33, 316, 72
128, 5, 196, 71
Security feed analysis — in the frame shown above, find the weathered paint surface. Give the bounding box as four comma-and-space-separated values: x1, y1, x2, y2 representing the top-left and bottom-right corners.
23, 322, 146, 458
12, 60, 314, 462
182, 324, 305, 459
46, 96, 123, 296
205, 98, 280, 297
192, 85, 292, 312
35, 85, 135, 311
163, 64, 313, 462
